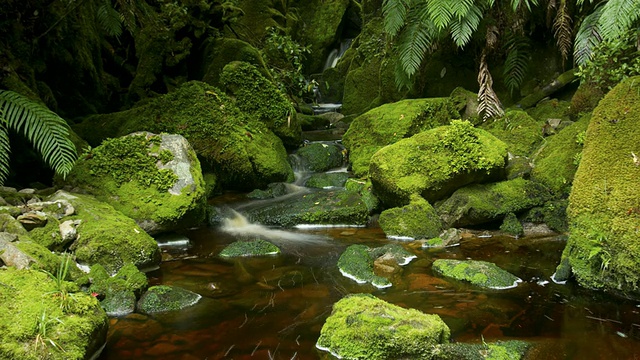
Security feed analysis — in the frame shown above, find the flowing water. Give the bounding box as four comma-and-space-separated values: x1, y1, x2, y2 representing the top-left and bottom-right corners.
97, 197, 640, 359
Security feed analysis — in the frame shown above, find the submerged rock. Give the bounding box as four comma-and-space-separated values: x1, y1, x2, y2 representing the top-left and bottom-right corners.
337, 243, 416, 288
137, 285, 201, 314
316, 294, 450, 359
219, 239, 280, 257
379, 194, 442, 240
370, 120, 508, 207
432, 259, 522, 290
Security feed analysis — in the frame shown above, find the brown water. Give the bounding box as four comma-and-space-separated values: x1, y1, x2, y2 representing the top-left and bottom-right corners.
98, 219, 640, 359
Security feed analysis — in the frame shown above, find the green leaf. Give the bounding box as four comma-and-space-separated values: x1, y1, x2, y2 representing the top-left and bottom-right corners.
383, 0, 409, 37
449, 4, 482, 47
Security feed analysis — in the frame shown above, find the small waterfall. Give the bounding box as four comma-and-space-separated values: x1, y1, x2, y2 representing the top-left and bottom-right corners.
323, 38, 353, 70
220, 209, 327, 244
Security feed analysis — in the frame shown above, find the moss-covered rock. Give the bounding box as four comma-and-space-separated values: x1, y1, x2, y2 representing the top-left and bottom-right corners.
559, 76, 640, 298
137, 285, 201, 314
219, 239, 280, 257
201, 38, 269, 87
523, 199, 569, 233
530, 115, 590, 197
316, 294, 450, 359
432, 259, 522, 289
337, 243, 415, 288
436, 178, 552, 228
48, 191, 160, 274
343, 97, 459, 176
304, 172, 349, 189
245, 189, 369, 227
500, 212, 524, 237
63, 133, 207, 235
0, 213, 28, 236
246, 183, 289, 200
294, 142, 344, 172
345, 178, 380, 213
481, 110, 543, 157
73, 81, 294, 191
569, 82, 604, 118
433, 340, 531, 360
298, 113, 331, 131
370, 120, 508, 207
0, 268, 108, 360
88, 263, 148, 299
379, 194, 442, 240
220, 61, 301, 147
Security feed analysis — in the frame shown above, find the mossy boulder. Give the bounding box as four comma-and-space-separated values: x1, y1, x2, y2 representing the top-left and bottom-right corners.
530, 115, 589, 197
245, 189, 369, 227
88, 263, 148, 316
304, 172, 349, 189
316, 294, 450, 359
345, 178, 380, 213
500, 212, 524, 237
62, 133, 206, 234
201, 38, 269, 87
481, 110, 543, 157
433, 340, 531, 360
559, 76, 640, 298
370, 120, 508, 207
48, 191, 160, 274
343, 97, 459, 176
137, 285, 201, 314
0, 268, 108, 360
379, 194, 442, 240
219, 239, 280, 257
246, 183, 289, 200
338, 244, 416, 288
220, 61, 301, 147
436, 178, 552, 228
523, 199, 569, 233
294, 142, 344, 172
73, 81, 294, 191
432, 259, 522, 289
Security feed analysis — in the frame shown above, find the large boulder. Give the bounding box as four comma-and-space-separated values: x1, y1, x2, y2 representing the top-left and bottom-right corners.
49, 191, 161, 274
343, 98, 459, 176
0, 268, 108, 360
73, 81, 294, 191
62, 132, 206, 234
559, 76, 640, 298
435, 178, 552, 228
370, 120, 508, 207
379, 194, 442, 240
316, 294, 450, 359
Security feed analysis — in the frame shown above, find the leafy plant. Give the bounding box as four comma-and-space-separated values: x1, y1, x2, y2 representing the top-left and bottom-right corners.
587, 230, 612, 276
42, 253, 75, 312
261, 26, 312, 98
33, 310, 65, 353
0, 90, 77, 186
503, 32, 531, 95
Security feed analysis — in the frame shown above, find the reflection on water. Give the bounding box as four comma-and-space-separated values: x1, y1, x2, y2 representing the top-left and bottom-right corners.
99, 221, 640, 359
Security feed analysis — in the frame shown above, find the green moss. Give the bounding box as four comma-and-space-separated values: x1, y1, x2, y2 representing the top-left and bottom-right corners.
296, 142, 344, 172
481, 110, 543, 157
13, 241, 63, 275
433, 340, 531, 360
0, 268, 108, 360
246, 183, 288, 199
570, 83, 604, 117
345, 179, 380, 213
500, 213, 524, 237
338, 243, 415, 288
379, 194, 442, 239
201, 38, 269, 87
343, 98, 459, 176
219, 239, 280, 257
137, 285, 201, 314
370, 120, 508, 207
524, 200, 569, 233
316, 294, 450, 359
432, 259, 521, 289
304, 172, 349, 188
203, 172, 218, 198
220, 61, 301, 147
0, 213, 28, 235
26, 216, 64, 251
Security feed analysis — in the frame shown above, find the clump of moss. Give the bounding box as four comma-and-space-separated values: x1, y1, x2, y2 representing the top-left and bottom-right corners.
219, 239, 280, 257
500, 213, 524, 237
570, 83, 604, 117
523, 200, 569, 233
379, 194, 442, 240
432, 259, 522, 289
316, 294, 450, 359
481, 110, 543, 157
137, 285, 201, 314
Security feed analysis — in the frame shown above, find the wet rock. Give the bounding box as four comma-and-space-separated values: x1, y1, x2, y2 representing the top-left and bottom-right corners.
433, 340, 531, 360
294, 142, 344, 172
338, 243, 416, 288
137, 285, 202, 314
421, 228, 462, 248
219, 239, 280, 257
0, 213, 28, 235
379, 194, 442, 240
316, 294, 450, 359
432, 259, 522, 290
102, 289, 137, 317
304, 172, 349, 189
246, 182, 288, 199
59, 219, 81, 243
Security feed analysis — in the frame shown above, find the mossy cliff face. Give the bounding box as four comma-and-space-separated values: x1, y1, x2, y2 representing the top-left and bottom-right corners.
74, 81, 294, 191
561, 76, 640, 298
316, 294, 450, 359
49, 191, 160, 274
62, 133, 207, 234
370, 120, 508, 207
221, 61, 301, 147
0, 268, 108, 360
379, 194, 442, 240
343, 98, 459, 177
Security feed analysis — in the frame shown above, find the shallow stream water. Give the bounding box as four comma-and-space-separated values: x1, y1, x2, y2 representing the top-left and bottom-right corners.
97, 196, 640, 359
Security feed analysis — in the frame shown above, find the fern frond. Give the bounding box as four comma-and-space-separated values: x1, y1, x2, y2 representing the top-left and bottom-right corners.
574, 5, 603, 65
478, 53, 504, 121
510, 0, 539, 12
503, 33, 530, 94
427, 0, 454, 30
397, 13, 437, 78
97, 1, 123, 37
394, 60, 414, 91
383, 0, 409, 37
0, 119, 10, 185
546, 0, 557, 27
0, 91, 77, 183
598, 0, 640, 42
451, 0, 475, 19
553, 0, 573, 63
450, 5, 483, 47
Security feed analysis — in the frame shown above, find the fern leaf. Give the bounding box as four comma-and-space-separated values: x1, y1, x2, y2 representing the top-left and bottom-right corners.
574, 5, 603, 65
451, 0, 475, 19
427, 0, 454, 30
98, 1, 123, 37
510, 0, 539, 12
553, 0, 573, 64
0, 91, 77, 183
478, 53, 504, 120
397, 14, 436, 78
0, 118, 10, 185
503, 33, 530, 94
450, 5, 483, 48
383, 0, 409, 38
598, 0, 640, 42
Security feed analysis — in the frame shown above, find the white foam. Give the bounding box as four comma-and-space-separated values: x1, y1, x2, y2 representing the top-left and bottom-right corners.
398, 255, 417, 266
386, 235, 414, 241
551, 272, 567, 285
339, 269, 392, 289
294, 224, 365, 229
489, 278, 522, 290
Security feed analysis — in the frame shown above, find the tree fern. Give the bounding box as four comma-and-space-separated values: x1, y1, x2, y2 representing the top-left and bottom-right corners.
553, 0, 573, 64
383, 0, 410, 37
98, 0, 124, 37
396, 7, 438, 81
574, 4, 603, 65
503, 33, 530, 94
450, 4, 483, 47
0, 91, 77, 185
510, 0, 539, 12
478, 53, 504, 120
427, 0, 455, 30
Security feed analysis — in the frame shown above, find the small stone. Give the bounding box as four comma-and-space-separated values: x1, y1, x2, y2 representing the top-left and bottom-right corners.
17, 211, 48, 230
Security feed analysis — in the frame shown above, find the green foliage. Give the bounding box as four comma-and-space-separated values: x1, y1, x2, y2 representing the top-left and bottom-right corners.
33, 310, 65, 353
261, 27, 311, 98
0, 90, 77, 186
97, 0, 123, 37
503, 33, 530, 95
